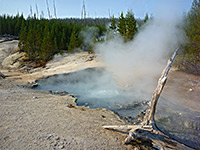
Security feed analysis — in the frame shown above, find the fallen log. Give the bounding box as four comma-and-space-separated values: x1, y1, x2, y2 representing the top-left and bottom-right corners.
0, 37, 18, 43
102, 48, 193, 149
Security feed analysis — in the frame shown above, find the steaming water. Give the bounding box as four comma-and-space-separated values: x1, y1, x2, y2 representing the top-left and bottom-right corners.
34, 68, 200, 149
35, 68, 148, 118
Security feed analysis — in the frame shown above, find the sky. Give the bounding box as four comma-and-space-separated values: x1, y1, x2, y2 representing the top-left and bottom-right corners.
0, 0, 193, 19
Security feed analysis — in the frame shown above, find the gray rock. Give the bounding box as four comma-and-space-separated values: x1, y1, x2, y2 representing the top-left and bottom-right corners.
0, 72, 6, 79
27, 82, 38, 88
59, 145, 65, 149
47, 134, 54, 140
53, 91, 68, 96
55, 137, 60, 141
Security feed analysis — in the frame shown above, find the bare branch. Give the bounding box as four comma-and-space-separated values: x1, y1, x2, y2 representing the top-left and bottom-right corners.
45, 0, 51, 19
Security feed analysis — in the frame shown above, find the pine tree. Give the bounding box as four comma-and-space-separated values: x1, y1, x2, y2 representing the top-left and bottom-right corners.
125, 10, 137, 41
68, 27, 78, 52
35, 23, 43, 55
60, 28, 66, 50
1, 15, 7, 34
40, 22, 53, 61
187, 0, 200, 46
177, 0, 200, 74
18, 21, 27, 50
25, 28, 35, 60
110, 15, 116, 30
7, 16, 12, 35
0, 17, 2, 35
144, 13, 149, 23
117, 12, 126, 37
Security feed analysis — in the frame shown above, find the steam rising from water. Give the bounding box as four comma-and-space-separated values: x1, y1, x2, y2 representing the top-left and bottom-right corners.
95, 6, 186, 99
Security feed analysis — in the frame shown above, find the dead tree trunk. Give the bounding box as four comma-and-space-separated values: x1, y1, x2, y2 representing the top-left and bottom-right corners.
144, 48, 179, 126
103, 48, 185, 148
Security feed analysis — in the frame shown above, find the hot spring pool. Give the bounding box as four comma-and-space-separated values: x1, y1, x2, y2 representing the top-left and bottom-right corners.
34, 67, 200, 149
34, 68, 149, 119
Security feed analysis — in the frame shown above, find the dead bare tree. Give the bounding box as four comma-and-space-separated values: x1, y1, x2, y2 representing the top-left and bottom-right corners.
35, 3, 39, 19
45, 0, 51, 19
81, 0, 86, 25
102, 48, 191, 149
53, 0, 57, 19
30, 5, 33, 17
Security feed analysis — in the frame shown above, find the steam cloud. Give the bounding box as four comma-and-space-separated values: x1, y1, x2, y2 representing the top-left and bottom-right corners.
95, 5, 186, 98
80, 26, 99, 51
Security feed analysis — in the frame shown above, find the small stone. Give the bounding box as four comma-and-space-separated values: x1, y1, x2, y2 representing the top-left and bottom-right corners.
4, 136, 9, 141
67, 104, 74, 108
47, 134, 54, 140
101, 115, 106, 118
54, 91, 68, 96
80, 108, 85, 111
64, 139, 68, 144
54, 142, 58, 146
28, 82, 38, 88
33, 96, 38, 99
49, 90, 53, 94
189, 88, 193, 92
59, 145, 65, 149
133, 146, 140, 150
55, 137, 60, 141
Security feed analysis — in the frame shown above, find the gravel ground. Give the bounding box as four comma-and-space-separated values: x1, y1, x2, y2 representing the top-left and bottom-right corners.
0, 79, 133, 150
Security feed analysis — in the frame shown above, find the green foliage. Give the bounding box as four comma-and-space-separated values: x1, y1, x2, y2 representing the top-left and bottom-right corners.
125, 10, 137, 41
110, 11, 138, 41
68, 27, 80, 52
110, 15, 117, 30
186, 0, 200, 45
0, 14, 107, 64
144, 13, 149, 23
0, 14, 25, 35
176, 0, 200, 74
117, 12, 126, 38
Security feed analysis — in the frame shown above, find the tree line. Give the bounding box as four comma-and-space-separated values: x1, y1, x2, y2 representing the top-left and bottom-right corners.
0, 14, 106, 64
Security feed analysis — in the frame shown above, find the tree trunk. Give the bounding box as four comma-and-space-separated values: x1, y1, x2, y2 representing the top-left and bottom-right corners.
144, 48, 179, 126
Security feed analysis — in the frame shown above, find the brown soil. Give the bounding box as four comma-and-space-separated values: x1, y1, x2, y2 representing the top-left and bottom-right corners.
162, 68, 200, 112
